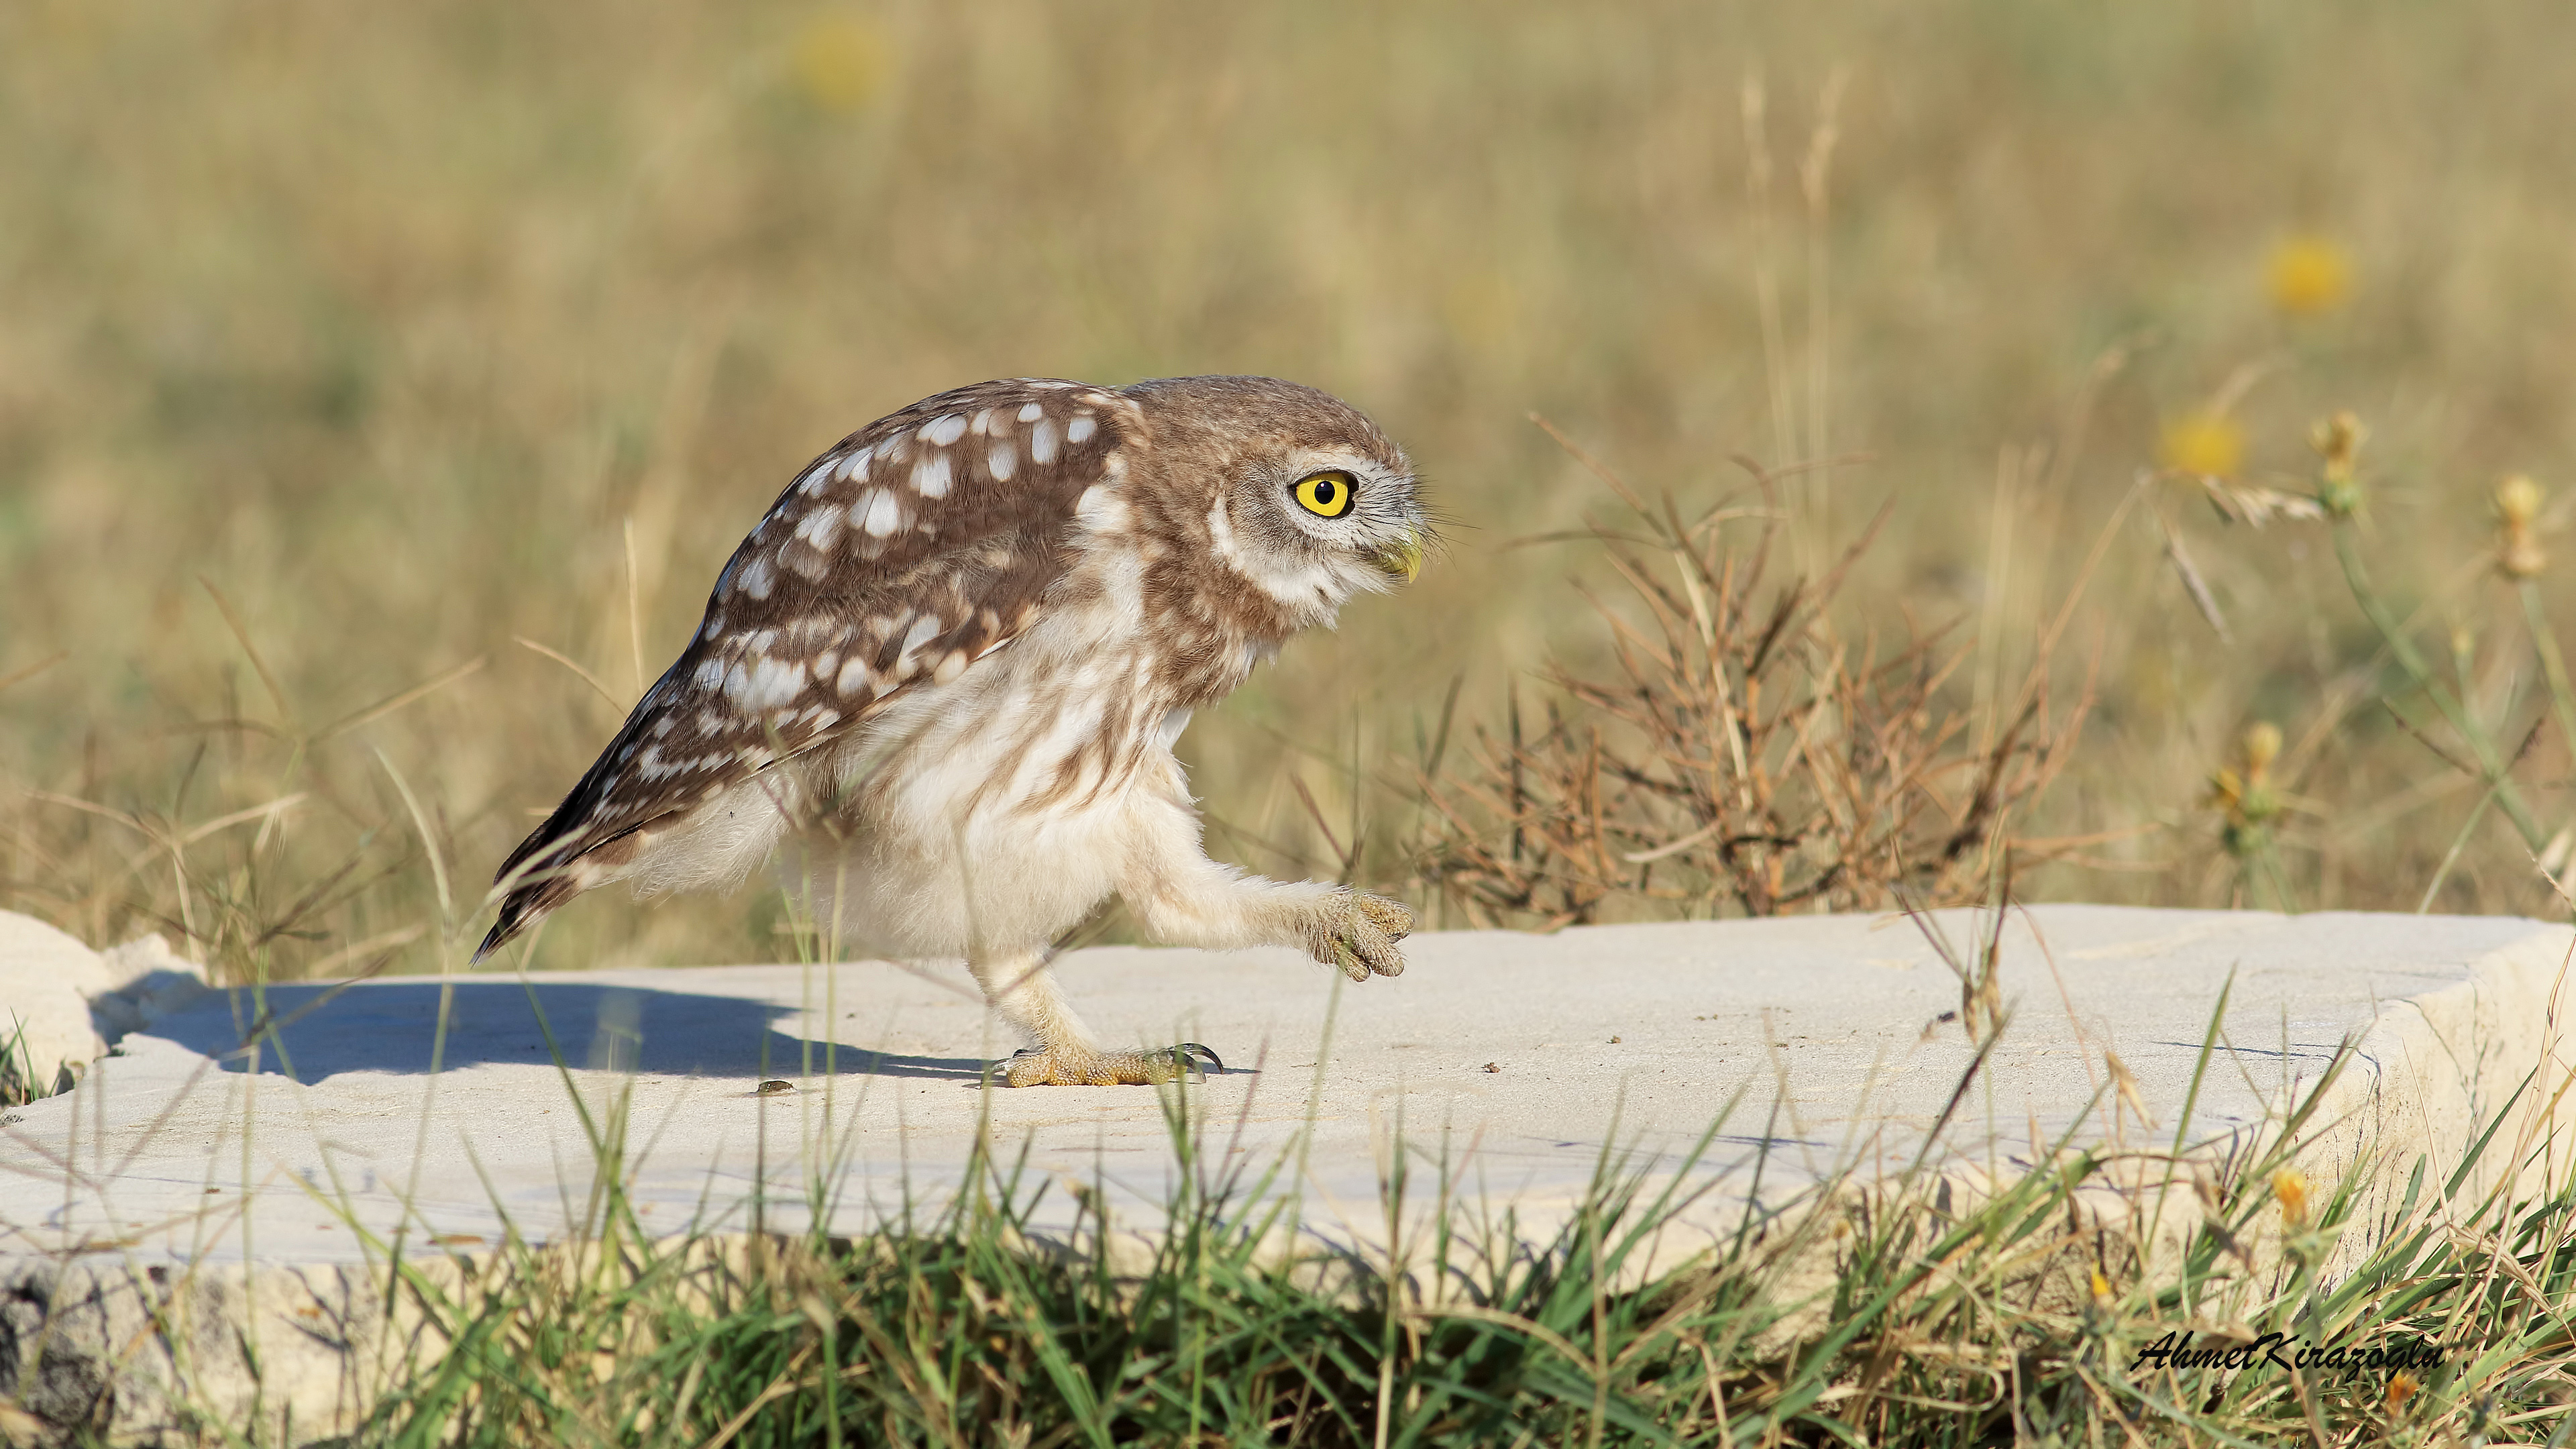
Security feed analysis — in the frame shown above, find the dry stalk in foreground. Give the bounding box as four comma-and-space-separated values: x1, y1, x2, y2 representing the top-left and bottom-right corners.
1418, 437, 2094, 928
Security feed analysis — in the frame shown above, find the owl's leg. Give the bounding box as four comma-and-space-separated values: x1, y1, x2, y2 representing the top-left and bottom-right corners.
1117, 794, 1415, 981
969, 947, 1222, 1087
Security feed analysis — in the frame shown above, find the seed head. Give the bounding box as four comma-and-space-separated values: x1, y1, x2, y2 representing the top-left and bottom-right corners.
2210, 722, 2285, 859
2496, 474, 2546, 579
2242, 721, 2282, 778
2497, 474, 2544, 527
2309, 411, 2367, 517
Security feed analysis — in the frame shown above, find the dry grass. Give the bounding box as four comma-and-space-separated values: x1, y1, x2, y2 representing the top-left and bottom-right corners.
1415, 431, 2096, 928
9, 0, 2576, 977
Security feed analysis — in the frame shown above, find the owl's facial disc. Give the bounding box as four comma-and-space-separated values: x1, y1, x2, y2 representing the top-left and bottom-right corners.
1210, 434, 1425, 614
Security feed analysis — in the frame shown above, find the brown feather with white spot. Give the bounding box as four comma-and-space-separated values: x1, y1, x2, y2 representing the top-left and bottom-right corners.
478, 379, 1127, 957
476, 372, 1426, 1093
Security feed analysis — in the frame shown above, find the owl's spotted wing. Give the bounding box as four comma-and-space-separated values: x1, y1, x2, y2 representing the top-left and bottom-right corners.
478, 379, 1134, 959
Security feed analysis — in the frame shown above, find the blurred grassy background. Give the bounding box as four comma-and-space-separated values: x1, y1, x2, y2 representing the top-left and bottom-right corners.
7, 0, 2576, 978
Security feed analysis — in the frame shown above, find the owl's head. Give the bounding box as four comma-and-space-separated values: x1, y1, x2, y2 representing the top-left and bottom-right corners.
1125, 375, 1429, 617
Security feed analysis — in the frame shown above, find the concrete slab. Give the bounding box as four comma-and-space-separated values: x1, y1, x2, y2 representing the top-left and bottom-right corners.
1, 918, 204, 1097
5, 904, 2575, 1440
8, 904, 2570, 1261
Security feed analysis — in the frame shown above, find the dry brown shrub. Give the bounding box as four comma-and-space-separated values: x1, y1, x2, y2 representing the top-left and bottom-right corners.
1415, 433, 2098, 928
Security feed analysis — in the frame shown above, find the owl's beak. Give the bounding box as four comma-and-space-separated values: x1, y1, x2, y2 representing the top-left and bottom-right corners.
1368, 529, 1426, 584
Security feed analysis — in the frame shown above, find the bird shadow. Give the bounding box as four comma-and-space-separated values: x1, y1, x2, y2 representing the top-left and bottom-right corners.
145, 979, 992, 1085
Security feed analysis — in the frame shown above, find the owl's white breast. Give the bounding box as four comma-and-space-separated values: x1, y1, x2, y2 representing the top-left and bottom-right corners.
796, 591, 1192, 957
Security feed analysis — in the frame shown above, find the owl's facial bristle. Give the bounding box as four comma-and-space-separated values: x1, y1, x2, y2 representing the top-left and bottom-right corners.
1369, 529, 1427, 584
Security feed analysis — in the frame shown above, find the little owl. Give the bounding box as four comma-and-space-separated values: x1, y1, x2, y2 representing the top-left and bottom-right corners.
478, 376, 1427, 1086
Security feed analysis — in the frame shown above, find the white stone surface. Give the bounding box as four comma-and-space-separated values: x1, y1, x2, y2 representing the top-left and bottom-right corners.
4, 904, 2573, 1442
5, 905, 2567, 1264
1, 914, 113, 1092
0, 915, 205, 1094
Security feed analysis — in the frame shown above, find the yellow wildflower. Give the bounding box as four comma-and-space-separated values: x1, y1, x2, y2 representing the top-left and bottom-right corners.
793, 15, 887, 113
2162, 411, 2245, 481
2272, 1167, 2310, 1228
2268, 235, 2351, 317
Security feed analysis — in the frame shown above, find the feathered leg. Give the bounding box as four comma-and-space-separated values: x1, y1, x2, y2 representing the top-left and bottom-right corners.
1116, 792, 1414, 979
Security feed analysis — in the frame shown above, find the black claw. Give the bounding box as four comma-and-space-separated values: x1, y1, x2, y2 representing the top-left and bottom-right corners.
1173, 1042, 1224, 1075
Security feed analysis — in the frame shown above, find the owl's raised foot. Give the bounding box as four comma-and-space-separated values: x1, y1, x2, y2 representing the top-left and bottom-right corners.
1317, 892, 1415, 983
998, 1042, 1224, 1087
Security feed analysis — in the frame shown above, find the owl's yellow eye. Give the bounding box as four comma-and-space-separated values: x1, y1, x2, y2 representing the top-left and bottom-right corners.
1293, 471, 1356, 519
